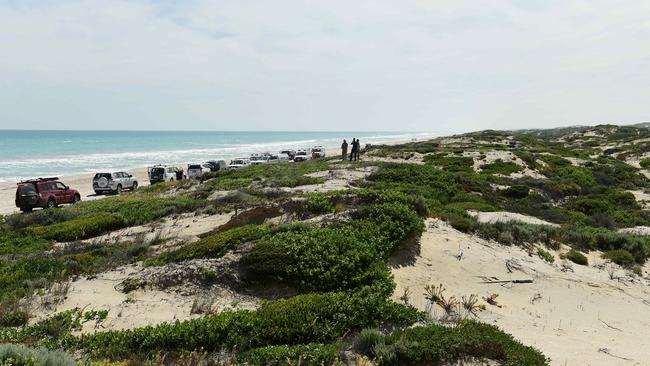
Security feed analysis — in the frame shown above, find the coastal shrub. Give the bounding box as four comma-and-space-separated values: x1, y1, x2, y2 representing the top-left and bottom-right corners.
151, 225, 269, 264
479, 160, 522, 175
0, 310, 29, 328
244, 203, 423, 291
239, 343, 339, 366
81, 286, 422, 360
536, 248, 555, 263
304, 192, 334, 214
602, 249, 636, 268
502, 185, 529, 199
564, 249, 588, 266
363, 321, 548, 365
244, 225, 394, 291
26, 214, 125, 242
0, 343, 77, 366
423, 154, 474, 173
0, 231, 51, 256
640, 158, 650, 168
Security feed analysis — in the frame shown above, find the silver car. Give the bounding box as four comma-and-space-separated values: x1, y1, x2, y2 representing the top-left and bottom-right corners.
93, 172, 138, 195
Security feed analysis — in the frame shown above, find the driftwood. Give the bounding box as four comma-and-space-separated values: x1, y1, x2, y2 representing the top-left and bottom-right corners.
479, 279, 533, 284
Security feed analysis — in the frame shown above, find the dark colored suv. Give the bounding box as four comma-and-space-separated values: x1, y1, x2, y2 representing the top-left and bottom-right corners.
15, 177, 81, 212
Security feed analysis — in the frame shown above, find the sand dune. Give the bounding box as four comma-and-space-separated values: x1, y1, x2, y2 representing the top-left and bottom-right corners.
392, 218, 650, 366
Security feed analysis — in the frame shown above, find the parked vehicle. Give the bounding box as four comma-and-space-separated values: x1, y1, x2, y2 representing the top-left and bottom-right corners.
187, 164, 211, 179
293, 150, 309, 162
311, 146, 326, 159
203, 160, 228, 172
277, 153, 291, 162
148, 165, 182, 184
93, 172, 138, 194
280, 150, 296, 160
15, 177, 81, 212
250, 155, 271, 165
229, 158, 249, 169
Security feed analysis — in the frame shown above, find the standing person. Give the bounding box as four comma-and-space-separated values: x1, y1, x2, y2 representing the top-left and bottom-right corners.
341, 139, 348, 160
355, 139, 361, 161
349, 138, 356, 161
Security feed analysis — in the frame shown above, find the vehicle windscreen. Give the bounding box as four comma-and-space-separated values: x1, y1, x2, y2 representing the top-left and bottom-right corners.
17, 184, 37, 195
94, 173, 111, 180
188, 165, 202, 170
151, 168, 165, 174
231, 160, 244, 165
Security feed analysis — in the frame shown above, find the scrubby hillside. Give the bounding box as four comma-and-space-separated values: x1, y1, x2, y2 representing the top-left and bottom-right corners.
3, 124, 650, 365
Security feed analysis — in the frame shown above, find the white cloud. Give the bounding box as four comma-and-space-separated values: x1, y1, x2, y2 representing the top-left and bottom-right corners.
0, 0, 648, 131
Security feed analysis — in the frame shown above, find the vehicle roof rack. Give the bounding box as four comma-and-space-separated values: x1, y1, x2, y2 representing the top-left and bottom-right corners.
18, 177, 59, 184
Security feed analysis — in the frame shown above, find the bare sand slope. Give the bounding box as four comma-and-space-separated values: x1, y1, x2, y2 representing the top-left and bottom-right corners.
392, 218, 650, 366
468, 210, 560, 227
0, 167, 150, 216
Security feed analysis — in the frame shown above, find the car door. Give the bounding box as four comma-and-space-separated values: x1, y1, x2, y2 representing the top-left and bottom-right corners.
53, 182, 68, 203
123, 172, 133, 188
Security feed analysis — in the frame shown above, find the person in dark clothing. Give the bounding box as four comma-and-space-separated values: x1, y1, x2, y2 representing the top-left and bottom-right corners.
349, 138, 356, 161
355, 139, 361, 161
341, 139, 348, 160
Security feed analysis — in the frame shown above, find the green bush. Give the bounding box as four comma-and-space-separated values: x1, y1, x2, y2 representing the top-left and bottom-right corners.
502, 185, 529, 199
364, 321, 548, 365
152, 225, 269, 264
244, 203, 423, 291
27, 214, 125, 242
536, 248, 555, 263
0, 343, 77, 366
423, 154, 474, 173
640, 158, 650, 168
602, 249, 636, 268
480, 160, 523, 175
239, 343, 339, 366
304, 192, 334, 214
0, 310, 29, 328
81, 286, 422, 360
565, 249, 588, 266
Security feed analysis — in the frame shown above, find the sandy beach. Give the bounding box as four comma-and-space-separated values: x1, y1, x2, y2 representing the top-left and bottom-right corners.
0, 141, 409, 216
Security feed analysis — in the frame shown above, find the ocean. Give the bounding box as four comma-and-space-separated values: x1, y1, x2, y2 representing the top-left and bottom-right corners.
0, 130, 435, 182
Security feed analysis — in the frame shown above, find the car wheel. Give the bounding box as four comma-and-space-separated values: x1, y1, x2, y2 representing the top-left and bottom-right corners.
132, 181, 138, 190
73, 194, 81, 204
46, 199, 57, 209
116, 184, 122, 194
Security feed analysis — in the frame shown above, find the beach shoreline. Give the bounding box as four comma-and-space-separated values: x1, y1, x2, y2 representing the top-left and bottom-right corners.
0, 137, 422, 216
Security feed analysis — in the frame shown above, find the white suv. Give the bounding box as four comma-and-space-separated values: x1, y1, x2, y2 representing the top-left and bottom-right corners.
93, 172, 138, 194
148, 165, 183, 184
187, 164, 211, 179
229, 158, 250, 169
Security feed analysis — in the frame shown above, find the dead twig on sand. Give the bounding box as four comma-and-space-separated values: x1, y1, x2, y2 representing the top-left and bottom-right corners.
598, 348, 632, 361
598, 317, 622, 332
505, 259, 521, 273
530, 293, 542, 304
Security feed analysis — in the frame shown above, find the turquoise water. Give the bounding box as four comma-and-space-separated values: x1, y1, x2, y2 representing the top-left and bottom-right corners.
0, 130, 435, 182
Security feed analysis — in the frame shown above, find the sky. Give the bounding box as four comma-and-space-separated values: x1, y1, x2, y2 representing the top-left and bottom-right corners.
0, 1, 648, 133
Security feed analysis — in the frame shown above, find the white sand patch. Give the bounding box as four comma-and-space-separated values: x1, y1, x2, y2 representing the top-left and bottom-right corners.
618, 226, 650, 236
26, 263, 259, 333
56, 212, 233, 248
468, 210, 560, 227
289, 166, 378, 193
626, 190, 650, 209
462, 150, 545, 179
392, 219, 650, 366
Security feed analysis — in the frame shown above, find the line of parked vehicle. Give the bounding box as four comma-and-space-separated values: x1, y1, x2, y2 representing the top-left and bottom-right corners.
14, 146, 327, 212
